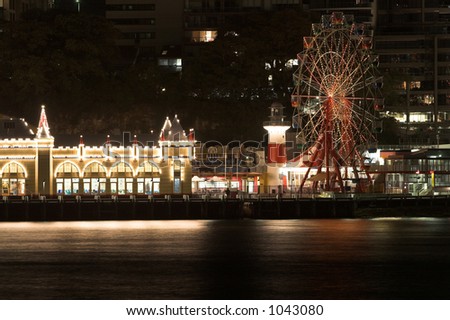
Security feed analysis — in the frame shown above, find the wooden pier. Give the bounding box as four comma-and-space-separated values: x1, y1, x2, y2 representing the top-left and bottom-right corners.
0, 194, 449, 221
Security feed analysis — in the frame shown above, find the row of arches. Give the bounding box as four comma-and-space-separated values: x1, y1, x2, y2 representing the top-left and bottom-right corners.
55, 160, 161, 178
0, 161, 162, 195
55, 161, 161, 195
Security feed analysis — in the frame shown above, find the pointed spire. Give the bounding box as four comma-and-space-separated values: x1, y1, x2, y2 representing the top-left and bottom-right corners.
161, 116, 171, 132
36, 105, 52, 139
188, 128, 195, 141
159, 116, 171, 142
133, 134, 138, 145
79, 135, 84, 145
170, 115, 186, 141
106, 134, 111, 144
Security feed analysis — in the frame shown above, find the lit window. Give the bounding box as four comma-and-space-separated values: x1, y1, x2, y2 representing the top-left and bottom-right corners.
423, 95, 434, 105
187, 30, 217, 42
285, 59, 298, 69
3, 162, 25, 175
410, 112, 432, 122
56, 162, 79, 177
111, 162, 133, 174
410, 81, 421, 89
138, 162, 160, 174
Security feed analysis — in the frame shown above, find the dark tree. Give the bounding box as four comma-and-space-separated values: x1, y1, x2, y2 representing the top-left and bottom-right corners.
377, 116, 401, 145
0, 10, 158, 133
181, 9, 312, 142
184, 9, 311, 102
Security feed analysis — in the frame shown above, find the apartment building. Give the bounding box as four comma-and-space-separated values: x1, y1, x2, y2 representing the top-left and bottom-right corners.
374, 0, 450, 144
306, 0, 374, 24
105, 0, 184, 64
1, 0, 51, 21
183, 0, 305, 57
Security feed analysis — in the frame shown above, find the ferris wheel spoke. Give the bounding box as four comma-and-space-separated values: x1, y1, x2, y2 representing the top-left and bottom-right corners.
338, 61, 366, 94
305, 65, 328, 95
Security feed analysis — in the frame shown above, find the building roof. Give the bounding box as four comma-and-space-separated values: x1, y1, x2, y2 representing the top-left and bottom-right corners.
383, 149, 450, 160
0, 114, 35, 139
160, 115, 188, 141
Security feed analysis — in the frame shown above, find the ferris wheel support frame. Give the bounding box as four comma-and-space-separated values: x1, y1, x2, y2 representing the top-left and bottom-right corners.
294, 95, 376, 193
297, 98, 364, 193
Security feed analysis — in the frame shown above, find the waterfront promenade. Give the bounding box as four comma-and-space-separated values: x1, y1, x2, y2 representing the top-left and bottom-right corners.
0, 193, 449, 221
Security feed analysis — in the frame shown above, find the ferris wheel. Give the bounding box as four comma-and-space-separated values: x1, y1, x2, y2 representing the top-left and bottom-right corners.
291, 12, 384, 193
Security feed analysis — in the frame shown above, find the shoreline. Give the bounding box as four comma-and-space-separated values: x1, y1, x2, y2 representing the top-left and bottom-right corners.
355, 207, 450, 219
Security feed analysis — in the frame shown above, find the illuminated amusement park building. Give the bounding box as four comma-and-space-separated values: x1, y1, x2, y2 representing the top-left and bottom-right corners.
0, 106, 195, 196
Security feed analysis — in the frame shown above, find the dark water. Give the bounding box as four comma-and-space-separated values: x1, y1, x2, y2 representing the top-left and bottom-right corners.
0, 218, 449, 299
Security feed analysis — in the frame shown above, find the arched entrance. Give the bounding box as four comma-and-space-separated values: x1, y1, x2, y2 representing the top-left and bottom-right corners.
83, 161, 107, 194
1, 162, 27, 195
55, 161, 81, 195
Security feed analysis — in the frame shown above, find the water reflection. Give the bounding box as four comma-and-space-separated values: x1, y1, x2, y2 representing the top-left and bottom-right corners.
0, 219, 449, 299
